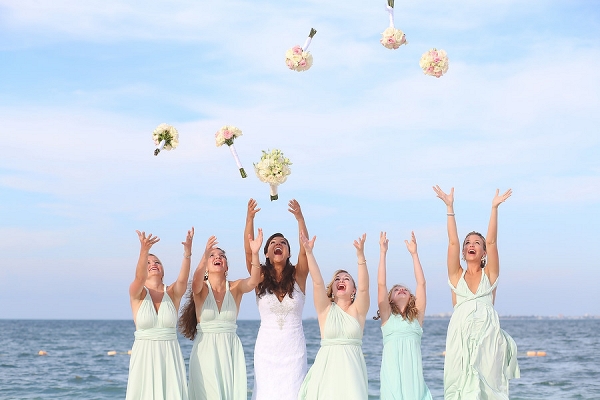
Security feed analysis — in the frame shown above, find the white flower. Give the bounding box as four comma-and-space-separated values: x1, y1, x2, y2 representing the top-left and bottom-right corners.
254, 149, 293, 200
152, 123, 179, 156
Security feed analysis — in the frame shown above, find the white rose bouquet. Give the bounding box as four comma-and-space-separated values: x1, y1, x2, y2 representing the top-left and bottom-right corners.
381, 0, 407, 50
215, 125, 247, 178
152, 123, 179, 156
254, 149, 292, 201
285, 28, 317, 72
419, 48, 449, 78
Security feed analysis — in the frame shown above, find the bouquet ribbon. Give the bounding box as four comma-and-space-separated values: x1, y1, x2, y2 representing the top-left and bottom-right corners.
386, 5, 395, 28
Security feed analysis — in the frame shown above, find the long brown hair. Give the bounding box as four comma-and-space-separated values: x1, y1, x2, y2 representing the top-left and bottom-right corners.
178, 287, 198, 340
373, 285, 419, 322
256, 233, 296, 299
179, 247, 228, 340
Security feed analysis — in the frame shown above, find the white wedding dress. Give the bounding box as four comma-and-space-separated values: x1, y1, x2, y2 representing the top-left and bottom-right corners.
252, 282, 307, 400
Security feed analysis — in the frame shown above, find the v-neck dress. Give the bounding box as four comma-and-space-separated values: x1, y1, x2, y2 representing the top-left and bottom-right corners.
126, 286, 188, 400
188, 280, 247, 400
444, 270, 520, 399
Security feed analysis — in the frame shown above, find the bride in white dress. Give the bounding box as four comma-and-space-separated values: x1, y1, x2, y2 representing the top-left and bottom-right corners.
244, 198, 310, 400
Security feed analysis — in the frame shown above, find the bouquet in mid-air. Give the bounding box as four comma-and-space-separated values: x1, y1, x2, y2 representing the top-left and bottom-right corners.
380, 0, 407, 50
419, 48, 449, 78
254, 149, 292, 201
285, 28, 317, 72
152, 123, 179, 156
215, 125, 247, 178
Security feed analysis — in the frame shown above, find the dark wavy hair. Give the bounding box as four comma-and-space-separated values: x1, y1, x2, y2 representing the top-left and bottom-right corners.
256, 233, 296, 299
462, 231, 487, 268
178, 247, 227, 340
373, 284, 418, 322
178, 287, 198, 340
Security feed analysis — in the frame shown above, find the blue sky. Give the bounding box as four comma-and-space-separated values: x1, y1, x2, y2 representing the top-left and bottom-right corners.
1, 0, 598, 319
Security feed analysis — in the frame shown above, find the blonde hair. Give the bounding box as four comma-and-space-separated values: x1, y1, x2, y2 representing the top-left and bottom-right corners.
373, 284, 418, 322
326, 269, 356, 303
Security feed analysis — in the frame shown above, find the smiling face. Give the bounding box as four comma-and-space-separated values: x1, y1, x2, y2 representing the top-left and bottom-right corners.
389, 285, 411, 306
462, 233, 487, 263
327, 270, 356, 301
147, 254, 164, 278
207, 248, 228, 275
264, 234, 290, 264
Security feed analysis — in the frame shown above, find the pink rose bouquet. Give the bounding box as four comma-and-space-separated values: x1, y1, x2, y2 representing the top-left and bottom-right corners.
419, 48, 449, 78
380, 0, 407, 50
215, 125, 247, 178
285, 28, 317, 72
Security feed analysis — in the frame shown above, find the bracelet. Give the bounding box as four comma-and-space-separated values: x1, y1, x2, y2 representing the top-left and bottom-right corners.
358, 260, 366, 265
447, 213, 455, 216
183, 253, 192, 259
251, 263, 262, 269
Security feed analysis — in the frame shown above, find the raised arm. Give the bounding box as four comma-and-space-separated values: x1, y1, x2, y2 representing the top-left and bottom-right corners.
289, 199, 309, 288
300, 233, 331, 317
129, 230, 160, 301
377, 232, 391, 323
433, 185, 461, 283
234, 228, 264, 295
192, 236, 217, 296
405, 231, 427, 326
353, 234, 370, 320
170, 227, 194, 305
485, 189, 512, 287
244, 198, 261, 274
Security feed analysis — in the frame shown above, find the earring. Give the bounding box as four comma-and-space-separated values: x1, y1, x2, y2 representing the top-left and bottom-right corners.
204, 270, 209, 280
351, 293, 356, 302
225, 271, 228, 278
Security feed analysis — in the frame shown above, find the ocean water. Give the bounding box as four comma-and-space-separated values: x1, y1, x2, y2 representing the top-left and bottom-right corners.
1, 318, 599, 399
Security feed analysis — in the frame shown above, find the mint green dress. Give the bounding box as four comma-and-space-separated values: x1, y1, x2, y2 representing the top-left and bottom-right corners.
444, 271, 520, 399
126, 286, 188, 400
380, 315, 432, 400
298, 303, 368, 400
188, 281, 247, 400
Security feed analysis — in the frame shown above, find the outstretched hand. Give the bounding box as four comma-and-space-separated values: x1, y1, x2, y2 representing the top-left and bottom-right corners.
433, 185, 454, 206
492, 189, 512, 208
247, 198, 261, 220
288, 199, 304, 220
353, 233, 367, 256
181, 227, 194, 254
137, 230, 160, 251
379, 231, 389, 253
203, 236, 218, 258
404, 231, 418, 255
300, 232, 316, 254
248, 228, 264, 254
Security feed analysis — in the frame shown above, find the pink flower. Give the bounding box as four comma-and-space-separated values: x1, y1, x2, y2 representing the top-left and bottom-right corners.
286, 59, 294, 69
223, 129, 233, 139
299, 59, 307, 67
387, 37, 395, 44
292, 45, 302, 55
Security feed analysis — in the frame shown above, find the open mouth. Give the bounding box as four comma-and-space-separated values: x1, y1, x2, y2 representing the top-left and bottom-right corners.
214, 260, 222, 266
336, 283, 346, 291
274, 246, 283, 255
468, 249, 476, 255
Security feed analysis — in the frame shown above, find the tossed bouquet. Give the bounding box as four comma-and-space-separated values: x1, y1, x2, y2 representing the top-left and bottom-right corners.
254, 149, 292, 201
215, 125, 247, 178
419, 48, 449, 78
285, 28, 317, 72
152, 123, 179, 156
381, 0, 407, 50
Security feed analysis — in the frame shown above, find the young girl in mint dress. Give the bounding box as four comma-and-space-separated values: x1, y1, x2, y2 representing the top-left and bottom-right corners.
375, 231, 432, 400
433, 186, 520, 399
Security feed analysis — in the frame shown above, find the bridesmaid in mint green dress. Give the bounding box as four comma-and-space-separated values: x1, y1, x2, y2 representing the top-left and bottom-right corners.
375, 231, 432, 400
179, 231, 263, 400
297, 233, 369, 400
434, 186, 519, 399
126, 228, 194, 400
